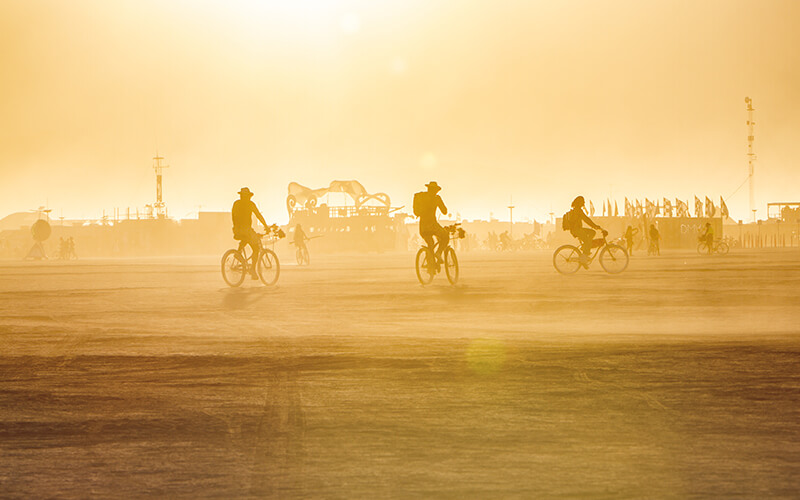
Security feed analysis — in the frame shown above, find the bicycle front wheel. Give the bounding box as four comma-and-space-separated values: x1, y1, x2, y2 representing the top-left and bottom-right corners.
444, 247, 459, 285
415, 248, 435, 285
599, 244, 629, 274
296, 247, 309, 265
697, 242, 709, 255
553, 245, 582, 274
716, 242, 729, 255
257, 249, 280, 286
221, 249, 247, 287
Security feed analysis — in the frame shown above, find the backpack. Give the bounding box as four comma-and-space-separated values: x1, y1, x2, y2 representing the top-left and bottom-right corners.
561, 211, 572, 231
413, 192, 425, 217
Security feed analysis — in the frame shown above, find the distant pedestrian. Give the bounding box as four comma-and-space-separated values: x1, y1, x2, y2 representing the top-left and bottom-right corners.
624, 225, 638, 256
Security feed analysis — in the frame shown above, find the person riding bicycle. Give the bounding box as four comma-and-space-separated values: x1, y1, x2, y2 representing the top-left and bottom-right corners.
232, 187, 269, 279
293, 223, 309, 256
648, 224, 661, 256
413, 181, 450, 272
564, 196, 606, 265
700, 222, 714, 254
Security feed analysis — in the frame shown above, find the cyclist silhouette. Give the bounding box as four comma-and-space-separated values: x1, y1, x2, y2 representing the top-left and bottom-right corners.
648, 224, 661, 255
294, 223, 309, 253
700, 222, 714, 254
413, 181, 449, 271
564, 196, 606, 265
232, 187, 269, 279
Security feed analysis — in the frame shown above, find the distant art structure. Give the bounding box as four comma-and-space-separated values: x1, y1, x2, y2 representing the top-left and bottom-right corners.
25, 219, 51, 260
286, 180, 403, 253
286, 180, 390, 216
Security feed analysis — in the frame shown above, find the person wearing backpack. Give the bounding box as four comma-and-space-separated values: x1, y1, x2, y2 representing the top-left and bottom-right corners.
413, 181, 450, 272
563, 196, 606, 264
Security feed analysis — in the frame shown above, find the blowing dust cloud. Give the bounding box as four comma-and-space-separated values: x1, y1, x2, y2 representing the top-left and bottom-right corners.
2, 1, 800, 498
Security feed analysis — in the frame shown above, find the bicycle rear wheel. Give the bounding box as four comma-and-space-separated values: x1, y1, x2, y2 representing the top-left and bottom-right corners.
599, 244, 629, 274
415, 248, 435, 285
716, 242, 729, 255
553, 245, 582, 274
257, 248, 280, 286
444, 247, 459, 285
221, 249, 247, 287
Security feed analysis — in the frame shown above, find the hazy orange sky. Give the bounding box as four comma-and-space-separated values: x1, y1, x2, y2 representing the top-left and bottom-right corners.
1, 0, 798, 222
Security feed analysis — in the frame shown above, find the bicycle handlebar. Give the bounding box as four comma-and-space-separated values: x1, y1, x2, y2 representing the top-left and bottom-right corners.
258, 225, 286, 239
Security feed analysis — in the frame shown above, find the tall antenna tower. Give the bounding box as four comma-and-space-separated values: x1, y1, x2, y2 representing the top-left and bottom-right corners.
152, 153, 169, 219
745, 97, 757, 221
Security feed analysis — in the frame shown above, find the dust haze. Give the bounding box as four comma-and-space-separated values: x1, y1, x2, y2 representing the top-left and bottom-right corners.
2, 1, 800, 498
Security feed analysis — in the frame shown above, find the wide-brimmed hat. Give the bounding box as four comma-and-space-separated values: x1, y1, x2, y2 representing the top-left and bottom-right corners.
425, 181, 441, 192
238, 187, 253, 197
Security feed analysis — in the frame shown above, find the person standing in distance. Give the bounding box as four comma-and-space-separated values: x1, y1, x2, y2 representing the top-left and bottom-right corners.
413, 181, 450, 272
232, 187, 269, 279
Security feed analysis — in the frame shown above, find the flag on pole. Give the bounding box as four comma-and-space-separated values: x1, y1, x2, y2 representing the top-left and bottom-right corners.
590, 200, 595, 216
720, 197, 729, 218
614, 201, 619, 217
677, 199, 689, 217
705, 196, 716, 217
625, 198, 631, 217
635, 199, 643, 217
694, 196, 703, 217
663, 198, 673, 217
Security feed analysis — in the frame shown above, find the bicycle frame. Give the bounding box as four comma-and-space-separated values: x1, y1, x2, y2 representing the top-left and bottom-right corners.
583, 237, 608, 265
237, 226, 284, 264
421, 223, 464, 257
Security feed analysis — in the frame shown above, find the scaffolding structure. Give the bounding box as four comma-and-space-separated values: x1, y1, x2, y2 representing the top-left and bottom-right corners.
745, 97, 756, 221
151, 153, 170, 219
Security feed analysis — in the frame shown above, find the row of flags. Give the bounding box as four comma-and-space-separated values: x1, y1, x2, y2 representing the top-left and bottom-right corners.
588, 197, 730, 219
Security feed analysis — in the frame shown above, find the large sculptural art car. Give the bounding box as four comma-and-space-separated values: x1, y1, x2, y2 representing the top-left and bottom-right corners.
286, 180, 391, 216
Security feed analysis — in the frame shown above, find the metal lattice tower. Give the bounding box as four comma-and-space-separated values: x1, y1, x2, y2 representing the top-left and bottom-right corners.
152, 153, 169, 219
745, 97, 757, 221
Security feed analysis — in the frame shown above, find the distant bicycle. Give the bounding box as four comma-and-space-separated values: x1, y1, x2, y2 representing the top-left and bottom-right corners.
221, 224, 285, 287
697, 238, 729, 255
416, 223, 466, 285
553, 232, 629, 274
294, 245, 310, 266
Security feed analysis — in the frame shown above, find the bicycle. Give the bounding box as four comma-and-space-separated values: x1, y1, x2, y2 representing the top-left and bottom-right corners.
697, 237, 729, 255
553, 231, 629, 274
221, 225, 286, 287
415, 223, 466, 285
294, 244, 310, 266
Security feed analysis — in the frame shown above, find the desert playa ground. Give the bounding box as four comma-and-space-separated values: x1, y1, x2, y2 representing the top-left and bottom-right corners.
2, 250, 799, 498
